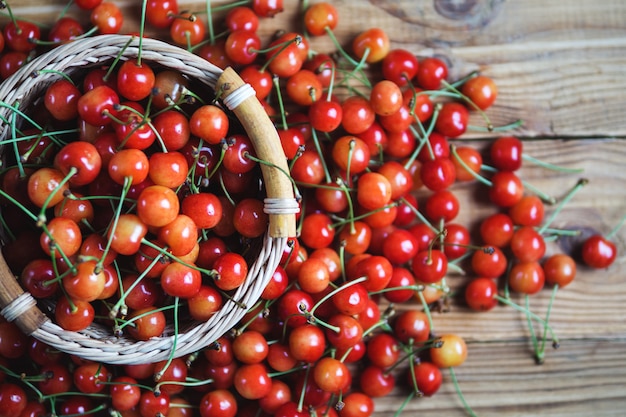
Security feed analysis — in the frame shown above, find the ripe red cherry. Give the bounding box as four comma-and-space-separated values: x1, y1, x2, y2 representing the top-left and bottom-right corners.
412, 249, 448, 284
303, 2, 339, 36
117, 60, 156, 101
435, 102, 469, 137
471, 246, 507, 278
170, 12, 206, 46
510, 226, 546, 263
581, 234, 617, 269
490, 136, 523, 171
145, 0, 178, 28
382, 48, 419, 86
77, 85, 119, 126
543, 253, 577, 287
3, 20, 40, 52
352, 27, 390, 63
420, 157, 456, 191
465, 277, 498, 311
44, 79, 81, 121
461, 75, 498, 110
489, 171, 524, 207
408, 361, 442, 396
508, 261, 545, 295
416, 57, 448, 90
90, 2, 124, 34
0, 382, 27, 417
224, 30, 260, 65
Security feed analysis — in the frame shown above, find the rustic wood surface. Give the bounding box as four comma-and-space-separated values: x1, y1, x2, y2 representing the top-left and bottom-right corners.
3, 1, 626, 416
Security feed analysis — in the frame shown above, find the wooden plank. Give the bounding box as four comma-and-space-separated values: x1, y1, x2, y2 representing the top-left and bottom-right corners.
374, 340, 626, 417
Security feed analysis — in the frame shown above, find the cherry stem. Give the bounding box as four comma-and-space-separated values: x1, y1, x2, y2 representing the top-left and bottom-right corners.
310, 128, 333, 184
441, 79, 493, 131
308, 276, 368, 318
154, 298, 180, 383
450, 145, 491, 187
206, 0, 216, 45
522, 153, 584, 174
297, 364, 311, 412
416, 291, 434, 331
525, 294, 541, 362
494, 294, 560, 344
393, 390, 416, 417
97, 176, 132, 274
324, 26, 361, 68
449, 367, 479, 417
37, 166, 77, 225
606, 213, 626, 240
138, 0, 147, 65
369, 284, 425, 296
272, 75, 289, 131
537, 178, 588, 234
244, 153, 302, 200
536, 284, 559, 364
468, 119, 523, 132
104, 36, 135, 82
398, 196, 439, 234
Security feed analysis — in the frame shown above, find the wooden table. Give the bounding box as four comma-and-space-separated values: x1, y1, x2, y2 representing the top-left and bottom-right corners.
7, 1, 626, 416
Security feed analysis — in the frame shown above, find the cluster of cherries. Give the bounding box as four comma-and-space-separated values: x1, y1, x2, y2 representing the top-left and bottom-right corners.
0, 1, 622, 417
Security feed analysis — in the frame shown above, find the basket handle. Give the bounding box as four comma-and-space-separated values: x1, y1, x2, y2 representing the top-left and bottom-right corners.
216, 67, 298, 238
0, 254, 48, 335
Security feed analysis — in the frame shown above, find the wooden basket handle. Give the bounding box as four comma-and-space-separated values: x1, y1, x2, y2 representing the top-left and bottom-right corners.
216, 67, 298, 238
0, 253, 48, 335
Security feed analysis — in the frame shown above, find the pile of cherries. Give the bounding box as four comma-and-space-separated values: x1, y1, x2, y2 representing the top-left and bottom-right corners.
0, 1, 621, 417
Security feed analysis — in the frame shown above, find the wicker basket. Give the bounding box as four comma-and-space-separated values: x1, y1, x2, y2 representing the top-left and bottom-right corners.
0, 35, 297, 364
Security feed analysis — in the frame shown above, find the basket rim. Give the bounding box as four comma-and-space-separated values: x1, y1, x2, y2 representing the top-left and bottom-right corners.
0, 34, 294, 364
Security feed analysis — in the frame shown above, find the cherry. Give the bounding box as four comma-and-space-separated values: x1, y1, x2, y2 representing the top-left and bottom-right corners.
53, 141, 102, 187
408, 361, 443, 396
357, 172, 392, 211
370, 79, 403, 116
435, 102, 469, 137
508, 261, 545, 295
304, 2, 339, 36
471, 245, 507, 278
382, 48, 419, 86
430, 333, 468, 367
581, 234, 617, 269
424, 189, 459, 223
360, 365, 395, 397
252, 0, 284, 17
233, 363, 272, 400
44, 79, 81, 122
240, 65, 273, 100
189, 104, 229, 145
3, 20, 40, 52
452, 145, 483, 181
309, 99, 343, 132
199, 389, 238, 417
461, 75, 498, 110
338, 392, 374, 417
412, 249, 448, 284
543, 253, 577, 287
416, 57, 448, 90
490, 136, 523, 171
77, 85, 119, 126
393, 310, 430, 344
55, 297, 95, 331
212, 252, 248, 291
465, 277, 498, 311
145, 0, 178, 29
341, 96, 376, 135
90, 2, 124, 34
479, 212, 514, 247
352, 27, 390, 63
170, 12, 206, 47
110, 376, 141, 411
420, 157, 456, 191
0, 383, 27, 417
117, 60, 155, 101
73, 362, 109, 394
313, 357, 350, 394
489, 171, 524, 207
288, 323, 325, 363
225, 30, 260, 65
510, 226, 546, 263
127, 306, 166, 341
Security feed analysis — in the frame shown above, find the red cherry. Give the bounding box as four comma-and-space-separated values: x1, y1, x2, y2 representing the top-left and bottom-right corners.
581, 234, 617, 269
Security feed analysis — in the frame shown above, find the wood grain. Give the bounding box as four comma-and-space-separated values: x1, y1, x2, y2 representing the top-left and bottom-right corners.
1, 1, 625, 416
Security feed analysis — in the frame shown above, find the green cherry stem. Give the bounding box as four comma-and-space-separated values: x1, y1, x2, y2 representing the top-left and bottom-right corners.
308, 276, 368, 318
272, 74, 289, 131
495, 294, 560, 345
449, 367, 479, 417
606, 214, 626, 240
536, 284, 559, 364
525, 294, 540, 361
154, 297, 180, 383
522, 153, 584, 174
37, 166, 78, 225
416, 291, 434, 332
538, 178, 588, 235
